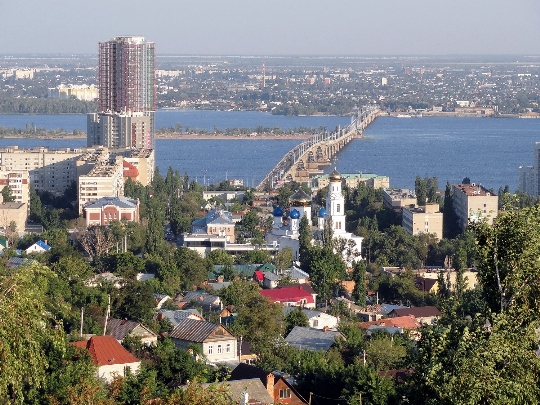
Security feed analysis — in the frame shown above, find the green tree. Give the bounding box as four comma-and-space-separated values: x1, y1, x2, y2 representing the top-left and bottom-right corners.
415, 175, 427, 206
284, 307, 309, 335
352, 260, 367, 306
1, 185, 15, 202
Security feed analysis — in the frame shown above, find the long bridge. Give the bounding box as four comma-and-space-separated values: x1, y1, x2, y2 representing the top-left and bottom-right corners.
256, 105, 382, 191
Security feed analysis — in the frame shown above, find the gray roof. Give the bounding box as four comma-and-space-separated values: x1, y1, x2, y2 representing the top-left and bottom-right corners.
180, 291, 221, 308
158, 309, 203, 327
207, 281, 231, 291
263, 271, 280, 281
84, 196, 137, 209
169, 318, 230, 342
381, 304, 409, 315
105, 318, 156, 341
192, 209, 234, 231
7, 257, 38, 268
285, 326, 344, 351
289, 267, 309, 280
221, 379, 274, 405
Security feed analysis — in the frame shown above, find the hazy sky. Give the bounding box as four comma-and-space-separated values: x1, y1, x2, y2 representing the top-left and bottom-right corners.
2, 0, 539, 55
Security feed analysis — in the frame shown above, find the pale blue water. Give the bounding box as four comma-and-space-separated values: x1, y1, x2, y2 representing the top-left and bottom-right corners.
0, 112, 539, 191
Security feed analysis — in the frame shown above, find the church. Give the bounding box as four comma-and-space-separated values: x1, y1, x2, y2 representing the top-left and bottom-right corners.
266, 168, 363, 266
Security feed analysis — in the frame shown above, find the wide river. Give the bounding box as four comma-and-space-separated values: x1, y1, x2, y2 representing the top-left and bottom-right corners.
0, 111, 539, 191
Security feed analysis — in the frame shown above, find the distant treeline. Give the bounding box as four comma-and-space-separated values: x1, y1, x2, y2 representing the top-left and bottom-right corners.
157, 123, 329, 135
0, 124, 83, 136
0, 96, 96, 114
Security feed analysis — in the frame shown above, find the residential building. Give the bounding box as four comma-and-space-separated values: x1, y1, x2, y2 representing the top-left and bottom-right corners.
169, 318, 237, 363
0, 201, 27, 234
0, 170, 30, 206
452, 183, 498, 231
387, 306, 441, 325
48, 84, 98, 101
311, 172, 389, 191
72, 335, 140, 383
190, 209, 236, 242
197, 379, 274, 405
25, 239, 51, 254
359, 315, 422, 336
383, 188, 417, 212
104, 318, 158, 346
285, 326, 345, 351
260, 284, 316, 309
518, 142, 540, 196
402, 203, 443, 240
157, 309, 204, 327
83, 196, 139, 226
78, 156, 124, 214
229, 363, 308, 405
283, 307, 339, 330
88, 36, 156, 149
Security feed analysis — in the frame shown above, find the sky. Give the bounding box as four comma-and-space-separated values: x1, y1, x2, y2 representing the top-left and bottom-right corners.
1, 0, 539, 56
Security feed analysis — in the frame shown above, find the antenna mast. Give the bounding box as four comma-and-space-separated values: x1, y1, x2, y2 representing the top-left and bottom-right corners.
262, 61, 266, 88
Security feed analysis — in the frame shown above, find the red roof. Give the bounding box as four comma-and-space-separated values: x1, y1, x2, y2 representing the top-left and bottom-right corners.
72, 335, 139, 366
253, 271, 264, 282
260, 286, 314, 304
359, 315, 421, 330
123, 160, 138, 180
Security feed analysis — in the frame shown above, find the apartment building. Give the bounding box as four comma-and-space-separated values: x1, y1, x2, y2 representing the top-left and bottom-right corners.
312, 172, 389, 191
452, 183, 498, 231
78, 156, 124, 214
0, 146, 86, 195
402, 203, 443, 240
0, 170, 30, 206
382, 188, 417, 212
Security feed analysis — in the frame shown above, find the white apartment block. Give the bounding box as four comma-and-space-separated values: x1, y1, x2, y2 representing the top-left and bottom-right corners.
0, 146, 86, 195
402, 203, 443, 240
78, 157, 124, 214
452, 183, 498, 231
383, 188, 417, 212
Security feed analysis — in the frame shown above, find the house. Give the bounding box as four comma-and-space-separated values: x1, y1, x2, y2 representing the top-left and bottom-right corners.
25, 239, 51, 254
177, 291, 222, 313
169, 318, 237, 363
260, 285, 316, 309
414, 277, 439, 294
229, 363, 308, 404
356, 303, 410, 322
283, 307, 339, 330
153, 293, 171, 309
6, 256, 38, 269
104, 318, 158, 346
72, 335, 140, 383
359, 315, 422, 336
195, 379, 274, 405
387, 306, 441, 324
190, 209, 236, 242
157, 309, 204, 327
262, 271, 281, 289
238, 339, 257, 365
285, 326, 345, 351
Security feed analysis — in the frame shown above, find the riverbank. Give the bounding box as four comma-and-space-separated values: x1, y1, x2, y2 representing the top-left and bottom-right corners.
0, 132, 315, 140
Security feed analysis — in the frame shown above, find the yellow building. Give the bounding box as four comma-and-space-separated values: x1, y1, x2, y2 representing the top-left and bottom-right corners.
312, 172, 389, 191
452, 183, 498, 231
402, 203, 443, 240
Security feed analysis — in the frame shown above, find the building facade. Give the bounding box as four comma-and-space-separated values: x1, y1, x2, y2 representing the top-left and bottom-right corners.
83, 196, 139, 226
88, 36, 156, 149
383, 188, 417, 212
452, 183, 498, 231
402, 203, 443, 240
78, 157, 124, 214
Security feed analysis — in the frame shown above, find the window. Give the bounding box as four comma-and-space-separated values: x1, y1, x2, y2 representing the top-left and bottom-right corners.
226, 344, 231, 353
313, 320, 319, 327
208, 345, 213, 355
279, 389, 291, 399
217, 345, 222, 354
337, 203, 341, 213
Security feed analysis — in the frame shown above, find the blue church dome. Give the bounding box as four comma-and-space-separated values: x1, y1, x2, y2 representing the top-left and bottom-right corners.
290, 209, 300, 219
318, 207, 327, 218
273, 206, 284, 217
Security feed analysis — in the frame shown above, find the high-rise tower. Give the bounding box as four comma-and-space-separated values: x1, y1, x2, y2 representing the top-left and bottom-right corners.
88, 36, 156, 149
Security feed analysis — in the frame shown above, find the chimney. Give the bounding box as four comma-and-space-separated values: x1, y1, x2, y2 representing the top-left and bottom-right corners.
266, 372, 275, 399
157, 313, 164, 321
323, 326, 329, 332
217, 275, 224, 283
44, 240, 48, 246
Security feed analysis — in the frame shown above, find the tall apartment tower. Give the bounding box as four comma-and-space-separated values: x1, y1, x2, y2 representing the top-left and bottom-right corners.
88, 36, 156, 149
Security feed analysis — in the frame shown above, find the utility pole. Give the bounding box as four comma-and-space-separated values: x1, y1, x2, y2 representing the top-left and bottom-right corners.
80, 307, 84, 337
308, 392, 312, 405
103, 295, 111, 336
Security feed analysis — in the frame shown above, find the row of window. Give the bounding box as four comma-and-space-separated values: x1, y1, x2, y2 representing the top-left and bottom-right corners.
207, 343, 232, 355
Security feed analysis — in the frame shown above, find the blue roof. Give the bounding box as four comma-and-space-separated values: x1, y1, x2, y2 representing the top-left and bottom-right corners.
36, 240, 51, 251
273, 206, 284, 217
290, 209, 300, 219
318, 207, 326, 217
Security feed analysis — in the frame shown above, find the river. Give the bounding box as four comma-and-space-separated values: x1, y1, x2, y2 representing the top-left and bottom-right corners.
0, 111, 539, 191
